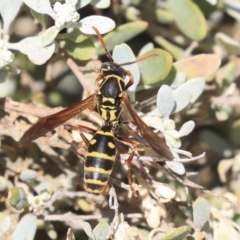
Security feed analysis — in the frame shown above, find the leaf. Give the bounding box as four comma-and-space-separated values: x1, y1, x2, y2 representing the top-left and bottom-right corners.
157, 85, 175, 117
173, 78, 205, 113
154, 36, 185, 60
58, 29, 88, 43
220, 58, 240, 85
96, 21, 148, 55
138, 43, 154, 56
19, 169, 37, 182
193, 197, 210, 230
166, 0, 207, 40
215, 32, 240, 55
77, 16, 115, 34
9, 37, 56, 65
166, 161, 185, 175
8, 187, 28, 210
161, 226, 191, 240
30, 9, 46, 29
12, 214, 37, 240
83, 222, 95, 239
93, 222, 110, 240
75, 0, 91, 9
60, 38, 96, 60
91, 0, 111, 9
0, 0, 22, 32
166, 54, 221, 82
40, 26, 59, 47
22, 0, 55, 18
200, 130, 233, 155
155, 8, 174, 24
113, 43, 140, 93
179, 121, 195, 137
138, 49, 173, 85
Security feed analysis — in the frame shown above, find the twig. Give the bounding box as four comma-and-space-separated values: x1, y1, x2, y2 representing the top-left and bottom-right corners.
107, 186, 119, 239
66, 58, 94, 95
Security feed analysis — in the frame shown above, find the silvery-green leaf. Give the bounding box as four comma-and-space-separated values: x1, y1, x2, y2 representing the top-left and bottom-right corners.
83, 222, 95, 239
173, 78, 205, 113
39, 26, 59, 47
166, 161, 185, 175
113, 43, 140, 93
91, 0, 110, 9
193, 197, 210, 230
13, 214, 37, 240
0, 176, 7, 191
19, 169, 37, 182
161, 226, 191, 240
157, 85, 174, 118
77, 16, 115, 34
215, 32, 240, 55
9, 37, 55, 65
92, 222, 110, 240
170, 72, 186, 89
0, 0, 22, 33
226, 8, 240, 21
165, 134, 181, 149
138, 43, 154, 56
75, 0, 91, 9
22, 0, 55, 18
30, 9, 46, 29
179, 121, 195, 137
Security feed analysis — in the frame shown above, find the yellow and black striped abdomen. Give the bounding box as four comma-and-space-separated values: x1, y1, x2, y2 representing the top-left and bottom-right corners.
84, 125, 116, 194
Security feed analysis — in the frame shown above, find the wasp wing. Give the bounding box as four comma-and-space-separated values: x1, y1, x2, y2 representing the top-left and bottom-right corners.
122, 94, 174, 161
19, 94, 96, 147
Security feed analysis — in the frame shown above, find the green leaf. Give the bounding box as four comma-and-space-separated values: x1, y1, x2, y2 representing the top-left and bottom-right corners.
166, 0, 207, 40
13, 214, 37, 240
155, 8, 175, 23
96, 21, 148, 55
161, 226, 191, 240
193, 197, 210, 230
60, 38, 96, 60
215, 32, 240, 55
58, 29, 88, 43
221, 58, 240, 86
141, 8, 174, 24
138, 48, 173, 85
40, 26, 59, 47
154, 36, 185, 60
8, 187, 28, 210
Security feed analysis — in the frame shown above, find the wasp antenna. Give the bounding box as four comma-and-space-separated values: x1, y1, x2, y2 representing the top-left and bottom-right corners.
92, 26, 114, 62
120, 53, 158, 67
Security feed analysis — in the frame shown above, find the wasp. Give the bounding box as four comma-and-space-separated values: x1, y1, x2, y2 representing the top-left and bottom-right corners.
19, 27, 174, 195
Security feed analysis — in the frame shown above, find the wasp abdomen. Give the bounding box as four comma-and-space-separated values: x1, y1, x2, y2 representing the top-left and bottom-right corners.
84, 125, 116, 194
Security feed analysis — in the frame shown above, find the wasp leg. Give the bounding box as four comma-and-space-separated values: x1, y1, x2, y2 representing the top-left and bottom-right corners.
115, 136, 140, 199
94, 75, 104, 88
77, 125, 97, 147
125, 70, 134, 89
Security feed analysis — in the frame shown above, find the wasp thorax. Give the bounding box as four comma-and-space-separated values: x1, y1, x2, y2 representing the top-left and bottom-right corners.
101, 62, 126, 77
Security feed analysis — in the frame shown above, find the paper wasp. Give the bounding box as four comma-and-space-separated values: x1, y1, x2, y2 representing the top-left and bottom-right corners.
19, 27, 174, 195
